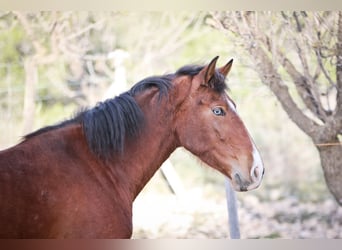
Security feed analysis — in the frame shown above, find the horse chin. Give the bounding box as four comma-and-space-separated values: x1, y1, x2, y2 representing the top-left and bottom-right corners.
229, 180, 248, 192
229, 174, 261, 192
225, 173, 250, 192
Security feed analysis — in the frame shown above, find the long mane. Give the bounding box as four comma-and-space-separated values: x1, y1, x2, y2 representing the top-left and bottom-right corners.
24, 75, 173, 159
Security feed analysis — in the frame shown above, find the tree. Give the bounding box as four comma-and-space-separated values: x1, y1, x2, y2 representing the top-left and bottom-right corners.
9, 11, 99, 133
209, 11, 342, 205
6, 11, 116, 133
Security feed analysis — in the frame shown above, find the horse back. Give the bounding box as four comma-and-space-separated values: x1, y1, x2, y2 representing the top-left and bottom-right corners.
0, 126, 132, 238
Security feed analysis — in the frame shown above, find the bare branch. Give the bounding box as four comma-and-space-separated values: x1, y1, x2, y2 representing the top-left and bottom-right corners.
157, 14, 204, 58
253, 48, 320, 137
242, 12, 328, 123
12, 11, 45, 55
293, 11, 303, 32
66, 19, 105, 41
315, 49, 336, 87
293, 34, 329, 121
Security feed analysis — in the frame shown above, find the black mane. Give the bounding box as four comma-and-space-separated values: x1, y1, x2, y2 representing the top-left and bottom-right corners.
24, 63, 227, 159
81, 93, 144, 157
24, 74, 174, 159
129, 75, 173, 99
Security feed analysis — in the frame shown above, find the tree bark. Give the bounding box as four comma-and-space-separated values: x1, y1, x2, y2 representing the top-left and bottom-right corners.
314, 11, 342, 205
336, 11, 342, 118
316, 141, 342, 205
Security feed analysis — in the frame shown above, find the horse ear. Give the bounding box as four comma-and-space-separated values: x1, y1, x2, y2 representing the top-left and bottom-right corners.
219, 59, 233, 78
200, 56, 219, 86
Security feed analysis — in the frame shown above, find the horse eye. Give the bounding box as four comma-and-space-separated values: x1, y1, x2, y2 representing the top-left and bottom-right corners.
212, 107, 225, 116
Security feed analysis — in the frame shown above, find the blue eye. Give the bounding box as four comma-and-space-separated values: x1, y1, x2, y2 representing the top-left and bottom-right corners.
212, 107, 225, 116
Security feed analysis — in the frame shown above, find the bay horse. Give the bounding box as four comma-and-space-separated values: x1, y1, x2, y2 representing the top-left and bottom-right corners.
0, 56, 264, 238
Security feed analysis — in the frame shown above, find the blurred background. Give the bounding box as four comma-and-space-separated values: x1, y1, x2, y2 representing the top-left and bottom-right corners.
0, 11, 341, 238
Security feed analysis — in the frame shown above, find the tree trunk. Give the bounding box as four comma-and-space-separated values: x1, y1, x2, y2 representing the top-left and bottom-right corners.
316, 140, 342, 205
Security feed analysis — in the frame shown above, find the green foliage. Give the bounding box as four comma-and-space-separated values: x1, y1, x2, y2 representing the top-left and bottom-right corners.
0, 24, 24, 64
0, 21, 25, 89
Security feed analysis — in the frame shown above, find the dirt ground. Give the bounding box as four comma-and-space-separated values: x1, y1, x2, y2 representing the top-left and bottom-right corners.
132, 186, 342, 239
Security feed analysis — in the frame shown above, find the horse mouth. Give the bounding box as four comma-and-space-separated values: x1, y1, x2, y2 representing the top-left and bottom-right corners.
233, 173, 249, 192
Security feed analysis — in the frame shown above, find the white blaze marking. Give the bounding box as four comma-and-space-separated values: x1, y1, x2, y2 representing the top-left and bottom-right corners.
225, 95, 264, 190
227, 99, 237, 113
247, 144, 264, 190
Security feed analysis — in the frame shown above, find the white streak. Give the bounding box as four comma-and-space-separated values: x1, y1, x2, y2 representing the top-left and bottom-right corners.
227, 99, 237, 113
247, 145, 264, 190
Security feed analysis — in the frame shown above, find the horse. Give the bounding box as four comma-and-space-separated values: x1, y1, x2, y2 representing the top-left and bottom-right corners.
0, 56, 264, 238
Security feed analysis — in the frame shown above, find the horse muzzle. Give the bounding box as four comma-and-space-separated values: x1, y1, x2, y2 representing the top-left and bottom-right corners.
231, 165, 264, 192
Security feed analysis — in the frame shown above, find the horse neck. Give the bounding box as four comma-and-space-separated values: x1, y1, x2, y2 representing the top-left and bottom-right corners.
114, 89, 180, 200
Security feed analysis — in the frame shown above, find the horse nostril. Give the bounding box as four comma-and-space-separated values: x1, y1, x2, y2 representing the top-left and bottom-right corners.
262, 168, 265, 176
